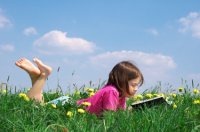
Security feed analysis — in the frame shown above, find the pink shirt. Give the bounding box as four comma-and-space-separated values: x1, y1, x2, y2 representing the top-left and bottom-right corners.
77, 85, 126, 116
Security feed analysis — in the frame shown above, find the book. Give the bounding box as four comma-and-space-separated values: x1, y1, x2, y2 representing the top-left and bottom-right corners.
131, 96, 169, 109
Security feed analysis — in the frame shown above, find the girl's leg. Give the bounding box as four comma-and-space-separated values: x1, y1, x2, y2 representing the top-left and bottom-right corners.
15, 58, 52, 103
27, 58, 52, 103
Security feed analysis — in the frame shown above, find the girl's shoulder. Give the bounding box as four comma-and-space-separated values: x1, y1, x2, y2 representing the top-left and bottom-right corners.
101, 85, 118, 93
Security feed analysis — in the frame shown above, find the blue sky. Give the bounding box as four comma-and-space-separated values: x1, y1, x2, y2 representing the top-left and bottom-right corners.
0, 1, 200, 93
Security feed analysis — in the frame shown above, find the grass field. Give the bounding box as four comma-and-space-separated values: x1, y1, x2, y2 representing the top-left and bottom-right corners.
0, 81, 200, 132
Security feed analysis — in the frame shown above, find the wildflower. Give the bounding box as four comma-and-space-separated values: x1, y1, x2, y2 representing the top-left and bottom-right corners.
2, 89, 7, 94
19, 93, 27, 98
23, 96, 30, 101
85, 88, 94, 93
89, 92, 95, 97
153, 94, 159, 97
145, 93, 153, 99
82, 102, 91, 106
18, 93, 30, 101
193, 89, 199, 94
133, 94, 143, 100
173, 103, 177, 109
51, 104, 57, 109
159, 93, 165, 97
78, 108, 85, 114
170, 93, 176, 98
74, 91, 80, 96
66, 111, 73, 118
193, 100, 200, 104
178, 87, 184, 92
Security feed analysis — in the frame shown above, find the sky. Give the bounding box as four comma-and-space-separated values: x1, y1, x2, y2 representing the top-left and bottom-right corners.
0, 1, 200, 93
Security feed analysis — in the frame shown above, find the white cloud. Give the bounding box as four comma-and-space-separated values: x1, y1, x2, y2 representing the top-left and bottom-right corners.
179, 12, 200, 39
0, 44, 15, 52
0, 9, 12, 29
89, 50, 176, 83
33, 30, 95, 55
23, 27, 37, 36
147, 28, 159, 36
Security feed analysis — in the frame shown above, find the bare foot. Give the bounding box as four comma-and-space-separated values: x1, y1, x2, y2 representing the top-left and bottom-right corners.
33, 58, 52, 77
15, 58, 41, 80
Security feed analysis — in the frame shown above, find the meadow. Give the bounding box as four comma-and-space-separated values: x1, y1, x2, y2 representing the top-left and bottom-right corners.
0, 80, 200, 132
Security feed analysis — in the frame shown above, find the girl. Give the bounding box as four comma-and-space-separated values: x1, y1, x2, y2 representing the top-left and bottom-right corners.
15, 58, 144, 116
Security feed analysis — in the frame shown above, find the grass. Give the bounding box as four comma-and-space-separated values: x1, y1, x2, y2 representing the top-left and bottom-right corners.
0, 82, 200, 132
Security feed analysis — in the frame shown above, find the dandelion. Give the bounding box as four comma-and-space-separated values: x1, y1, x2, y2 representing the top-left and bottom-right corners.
159, 93, 165, 97
2, 89, 7, 94
18, 93, 30, 101
74, 91, 80, 96
78, 108, 85, 114
23, 96, 30, 101
51, 104, 57, 109
153, 94, 159, 97
193, 89, 199, 94
89, 92, 95, 97
85, 88, 94, 93
178, 87, 184, 92
145, 93, 153, 99
19, 93, 27, 98
66, 111, 73, 118
193, 100, 200, 104
173, 103, 177, 109
133, 94, 143, 100
82, 102, 91, 106
170, 93, 176, 98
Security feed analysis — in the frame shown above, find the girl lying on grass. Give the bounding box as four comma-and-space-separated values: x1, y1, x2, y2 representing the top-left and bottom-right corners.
15, 58, 144, 116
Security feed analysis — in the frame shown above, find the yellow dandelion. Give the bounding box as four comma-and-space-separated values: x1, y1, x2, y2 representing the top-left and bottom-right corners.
158, 93, 165, 97
89, 92, 95, 97
178, 87, 184, 92
145, 93, 153, 99
193, 100, 200, 104
134, 94, 143, 100
170, 93, 176, 98
66, 111, 73, 118
173, 103, 177, 109
82, 102, 91, 106
153, 94, 159, 97
18, 93, 30, 101
193, 89, 199, 94
78, 108, 85, 113
74, 91, 80, 96
85, 88, 94, 92
23, 96, 30, 101
2, 89, 7, 94
51, 104, 57, 109
19, 93, 27, 98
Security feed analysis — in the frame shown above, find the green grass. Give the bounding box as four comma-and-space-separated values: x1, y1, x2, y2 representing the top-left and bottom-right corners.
0, 83, 200, 132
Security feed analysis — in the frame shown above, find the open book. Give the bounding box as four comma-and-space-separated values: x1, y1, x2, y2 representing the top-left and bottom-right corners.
131, 96, 169, 109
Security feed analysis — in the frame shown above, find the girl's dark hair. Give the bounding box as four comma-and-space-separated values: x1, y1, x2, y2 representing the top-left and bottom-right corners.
106, 61, 144, 97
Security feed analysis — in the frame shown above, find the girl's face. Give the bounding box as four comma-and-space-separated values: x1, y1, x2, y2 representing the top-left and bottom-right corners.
125, 78, 141, 97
